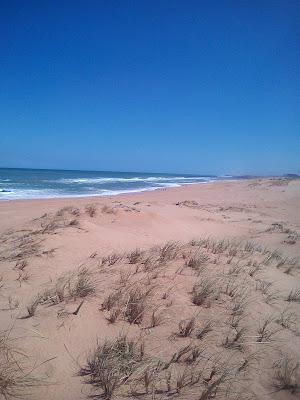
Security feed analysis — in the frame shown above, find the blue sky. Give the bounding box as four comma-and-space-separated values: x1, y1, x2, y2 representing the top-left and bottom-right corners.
0, 1, 299, 175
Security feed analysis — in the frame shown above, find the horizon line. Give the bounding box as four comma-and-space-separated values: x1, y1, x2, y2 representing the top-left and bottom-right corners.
0, 166, 299, 178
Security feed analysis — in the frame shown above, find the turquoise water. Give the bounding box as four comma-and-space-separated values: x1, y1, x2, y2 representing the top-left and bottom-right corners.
0, 168, 234, 200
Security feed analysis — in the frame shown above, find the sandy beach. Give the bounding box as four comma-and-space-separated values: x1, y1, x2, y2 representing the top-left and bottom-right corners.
1, 178, 299, 399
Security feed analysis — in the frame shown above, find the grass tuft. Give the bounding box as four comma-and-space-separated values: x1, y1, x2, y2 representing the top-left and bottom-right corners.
79, 334, 143, 399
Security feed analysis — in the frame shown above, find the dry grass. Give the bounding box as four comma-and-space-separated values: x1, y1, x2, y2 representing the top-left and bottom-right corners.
168, 343, 203, 365
177, 317, 196, 337
101, 284, 154, 325
185, 254, 209, 275
14, 260, 28, 271
276, 308, 298, 330
195, 319, 214, 340
191, 277, 218, 306
101, 289, 123, 312
0, 210, 81, 262
85, 204, 97, 217
0, 330, 43, 398
256, 280, 278, 304
222, 327, 246, 350
124, 286, 153, 324
257, 316, 281, 342
79, 334, 144, 399
272, 355, 299, 394
56, 206, 80, 217
101, 204, 116, 214
227, 263, 244, 277
286, 288, 300, 303
101, 252, 123, 266
25, 267, 96, 316
2, 231, 300, 399
0, 234, 43, 262
16, 271, 30, 287
51, 267, 96, 302
223, 279, 240, 298
127, 249, 143, 264
230, 291, 249, 318
248, 261, 263, 277
26, 296, 41, 318
149, 307, 165, 328
158, 241, 181, 262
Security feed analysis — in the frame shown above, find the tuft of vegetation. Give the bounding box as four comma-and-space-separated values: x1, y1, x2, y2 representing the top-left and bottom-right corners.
276, 308, 297, 330
272, 355, 299, 394
124, 286, 153, 324
36, 267, 96, 309
127, 249, 143, 264
56, 206, 80, 217
26, 296, 41, 318
101, 252, 123, 266
177, 317, 196, 337
195, 319, 214, 340
185, 254, 209, 275
286, 288, 300, 303
85, 204, 97, 217
0, 330, 43, 398
191, 277, 217, 306
79, 334, 143, 399
158, 241, 181, 262
101, 205, 116, 214
257, 316, 280, 342
222, 327, 246, 350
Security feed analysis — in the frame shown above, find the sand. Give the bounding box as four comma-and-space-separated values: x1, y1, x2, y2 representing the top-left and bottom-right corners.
0, 178, 299, 399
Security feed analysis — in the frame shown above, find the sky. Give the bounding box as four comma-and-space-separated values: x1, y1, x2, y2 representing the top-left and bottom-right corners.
0, 1, 299, 175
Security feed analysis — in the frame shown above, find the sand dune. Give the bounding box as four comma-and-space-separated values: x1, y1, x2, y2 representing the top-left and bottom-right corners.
0, 178, 299, 399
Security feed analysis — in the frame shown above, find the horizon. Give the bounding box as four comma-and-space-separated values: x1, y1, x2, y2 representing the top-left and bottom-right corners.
0, 1, 299, 175
0, 165, 298, 178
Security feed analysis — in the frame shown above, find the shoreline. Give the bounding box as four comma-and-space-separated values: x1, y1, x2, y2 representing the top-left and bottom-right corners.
0, 178, 243, 204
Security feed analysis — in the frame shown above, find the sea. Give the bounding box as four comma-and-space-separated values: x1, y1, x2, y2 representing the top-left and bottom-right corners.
0, 168, 237, 200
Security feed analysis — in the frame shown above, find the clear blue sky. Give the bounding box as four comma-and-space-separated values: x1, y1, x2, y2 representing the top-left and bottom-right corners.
0, 1, 299, 175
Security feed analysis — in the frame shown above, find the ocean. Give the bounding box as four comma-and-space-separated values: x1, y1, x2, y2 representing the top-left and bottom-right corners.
0, 168, 235, 200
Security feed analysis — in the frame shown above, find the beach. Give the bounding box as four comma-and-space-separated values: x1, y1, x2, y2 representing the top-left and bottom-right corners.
0, 178, 299, 399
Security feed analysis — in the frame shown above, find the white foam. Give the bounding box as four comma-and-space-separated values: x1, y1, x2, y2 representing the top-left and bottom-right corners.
56, 176, 212, 184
